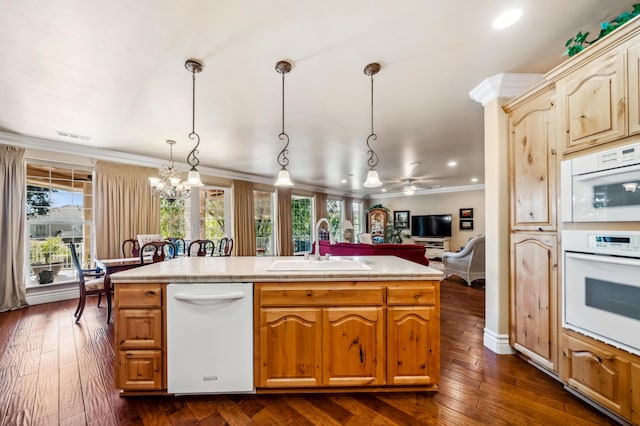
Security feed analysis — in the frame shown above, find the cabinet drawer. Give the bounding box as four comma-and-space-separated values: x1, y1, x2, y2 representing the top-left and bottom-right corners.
387, 286, 436, 305
117, 350, 163, 391
116, 309, 162, 349
116, 284, 163, 308
565, 335, 630, 417
259, 284, 384, 307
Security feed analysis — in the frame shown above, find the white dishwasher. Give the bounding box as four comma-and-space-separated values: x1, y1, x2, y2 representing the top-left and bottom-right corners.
167, 282, 254, 394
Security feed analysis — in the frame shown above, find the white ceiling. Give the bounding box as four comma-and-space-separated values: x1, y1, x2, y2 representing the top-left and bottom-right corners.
0, 1, 636, 196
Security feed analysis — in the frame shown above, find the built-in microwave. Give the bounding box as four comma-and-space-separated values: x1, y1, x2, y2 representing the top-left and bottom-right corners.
561, 142, 640, 222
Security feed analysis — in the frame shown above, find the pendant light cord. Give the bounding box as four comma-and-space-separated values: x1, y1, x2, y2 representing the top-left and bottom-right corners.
366, 71, 379, 169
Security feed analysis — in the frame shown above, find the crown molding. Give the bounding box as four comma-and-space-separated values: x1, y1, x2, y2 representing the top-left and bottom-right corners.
469, 73, 543, 106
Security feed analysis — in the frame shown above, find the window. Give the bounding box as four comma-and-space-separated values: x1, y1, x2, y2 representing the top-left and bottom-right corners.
326, 199, 343, 241
255, 191, 274, 256
201, 188, 227, 240
160, 198, 186, 238
292, 195, 312, 254
26, 162, 93, 287
353, 201, 363, 237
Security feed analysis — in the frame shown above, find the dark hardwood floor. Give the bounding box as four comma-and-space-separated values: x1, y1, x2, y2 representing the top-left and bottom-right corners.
0, 277, 619, 425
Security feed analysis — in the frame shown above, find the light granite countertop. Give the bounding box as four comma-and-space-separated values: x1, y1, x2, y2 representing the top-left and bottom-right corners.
109, 255, 442, 283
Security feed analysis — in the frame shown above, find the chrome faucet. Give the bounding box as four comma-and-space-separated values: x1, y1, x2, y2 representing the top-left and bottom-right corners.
314, 218, 332, 261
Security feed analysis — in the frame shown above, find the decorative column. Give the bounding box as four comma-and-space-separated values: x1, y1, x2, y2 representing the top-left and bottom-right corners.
469, 73, 543, 354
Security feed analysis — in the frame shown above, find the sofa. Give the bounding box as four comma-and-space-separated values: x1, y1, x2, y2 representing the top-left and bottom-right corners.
312, 240, 429, 266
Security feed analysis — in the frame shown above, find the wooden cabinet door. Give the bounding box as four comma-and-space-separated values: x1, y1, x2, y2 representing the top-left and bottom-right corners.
510, 233, 558, 372
258, 308, 322, 388
562, 335, 630, 418
509, 88, 557, 231
322, 307, 384, 386
116, 309, 162, 349
631, 362, 640, 425
117, 350, 163, 391
387, 307, 439, 385
557, 50, 627, 153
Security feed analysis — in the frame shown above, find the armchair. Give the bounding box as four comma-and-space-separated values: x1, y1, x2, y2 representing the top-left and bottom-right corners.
442, 235, 485, 285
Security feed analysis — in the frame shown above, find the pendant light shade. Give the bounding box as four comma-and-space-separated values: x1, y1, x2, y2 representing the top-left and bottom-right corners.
275, 169, 293, 186
363, 170, 383, 188
363, 62, 383, 188
274, 60, 294, 186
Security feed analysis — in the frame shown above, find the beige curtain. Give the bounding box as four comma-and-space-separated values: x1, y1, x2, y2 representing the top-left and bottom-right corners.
344, 196, 354, 242
344, 197, 353, 222
232, 180, 255, 256
95, 161, 160, 259
314, 192, 327, 226
277, 187, 292, 256
0, 145, 28, 311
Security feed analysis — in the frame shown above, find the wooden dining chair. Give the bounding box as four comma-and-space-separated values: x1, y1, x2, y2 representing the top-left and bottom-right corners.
187, 239, 215, 256
70, 243, 107, 324
218, 237, 234, 256
140, 241, 177, 263
121, 238, 140, 257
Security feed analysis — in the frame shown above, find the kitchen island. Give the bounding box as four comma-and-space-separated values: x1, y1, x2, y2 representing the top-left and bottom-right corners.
110, 255, 442, 395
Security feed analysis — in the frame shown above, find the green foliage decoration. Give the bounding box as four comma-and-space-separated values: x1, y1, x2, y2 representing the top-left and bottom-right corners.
31, 236, 69, 264
564, 4, 640, 57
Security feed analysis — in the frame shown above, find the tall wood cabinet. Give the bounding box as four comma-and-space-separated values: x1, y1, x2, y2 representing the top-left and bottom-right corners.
510, 233, 558, 371
504, 83, 559, 374
503, 16, 640, 425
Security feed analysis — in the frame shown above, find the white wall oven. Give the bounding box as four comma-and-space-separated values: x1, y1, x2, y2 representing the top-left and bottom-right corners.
561, 141, 640, 222
563, 230, 640, 356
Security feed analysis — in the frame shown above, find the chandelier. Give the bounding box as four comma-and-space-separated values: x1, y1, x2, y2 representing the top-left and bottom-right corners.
149, 140, 191, 203
363, 62, 383, 188
274, 60, 294, 186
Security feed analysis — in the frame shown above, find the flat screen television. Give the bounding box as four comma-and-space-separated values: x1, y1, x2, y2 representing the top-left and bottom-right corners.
411, 214, 452, 237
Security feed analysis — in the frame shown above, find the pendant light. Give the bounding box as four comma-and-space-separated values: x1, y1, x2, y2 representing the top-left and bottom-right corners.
185, 58, 204, 187
363, 62, 383, 188
274, 60, 294, 186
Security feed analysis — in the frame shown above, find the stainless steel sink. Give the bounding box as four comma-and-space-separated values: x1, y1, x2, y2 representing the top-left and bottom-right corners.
268, 258, 372, 271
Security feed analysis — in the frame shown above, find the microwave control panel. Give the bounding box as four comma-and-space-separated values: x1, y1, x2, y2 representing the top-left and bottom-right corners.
598, 142, 640, 168
587, 234, 640, 253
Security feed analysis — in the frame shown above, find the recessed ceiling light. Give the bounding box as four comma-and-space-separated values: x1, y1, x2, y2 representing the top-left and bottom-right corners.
341, 179, 347, 184
471, 177, 478, 183
447, 161, 457, 167
493, 9, 522, 29
381, 188, 387, 192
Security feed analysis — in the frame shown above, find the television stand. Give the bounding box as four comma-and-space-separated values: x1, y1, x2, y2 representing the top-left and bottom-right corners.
413, 237, 450, 260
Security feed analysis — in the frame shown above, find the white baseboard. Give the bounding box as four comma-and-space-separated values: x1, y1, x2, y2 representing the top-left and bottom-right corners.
26, 285, 79, 305
483, 328, 515, 354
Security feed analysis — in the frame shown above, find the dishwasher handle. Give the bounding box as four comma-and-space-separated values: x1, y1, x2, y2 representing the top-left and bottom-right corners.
173, 292, 246, 304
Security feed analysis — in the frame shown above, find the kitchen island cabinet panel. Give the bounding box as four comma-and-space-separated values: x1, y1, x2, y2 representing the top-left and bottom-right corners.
322, 307, 384, 386
118, 350, 163, 391
387, 307, 439, 385
258, 308, 322, 388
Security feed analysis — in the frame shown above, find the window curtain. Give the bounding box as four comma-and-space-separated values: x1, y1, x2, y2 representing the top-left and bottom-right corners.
0, 145, 28, 312
276, 187, 292, 256
95, 161, 160, 259
232, 180, 255, 256
344, 196, 354, 242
